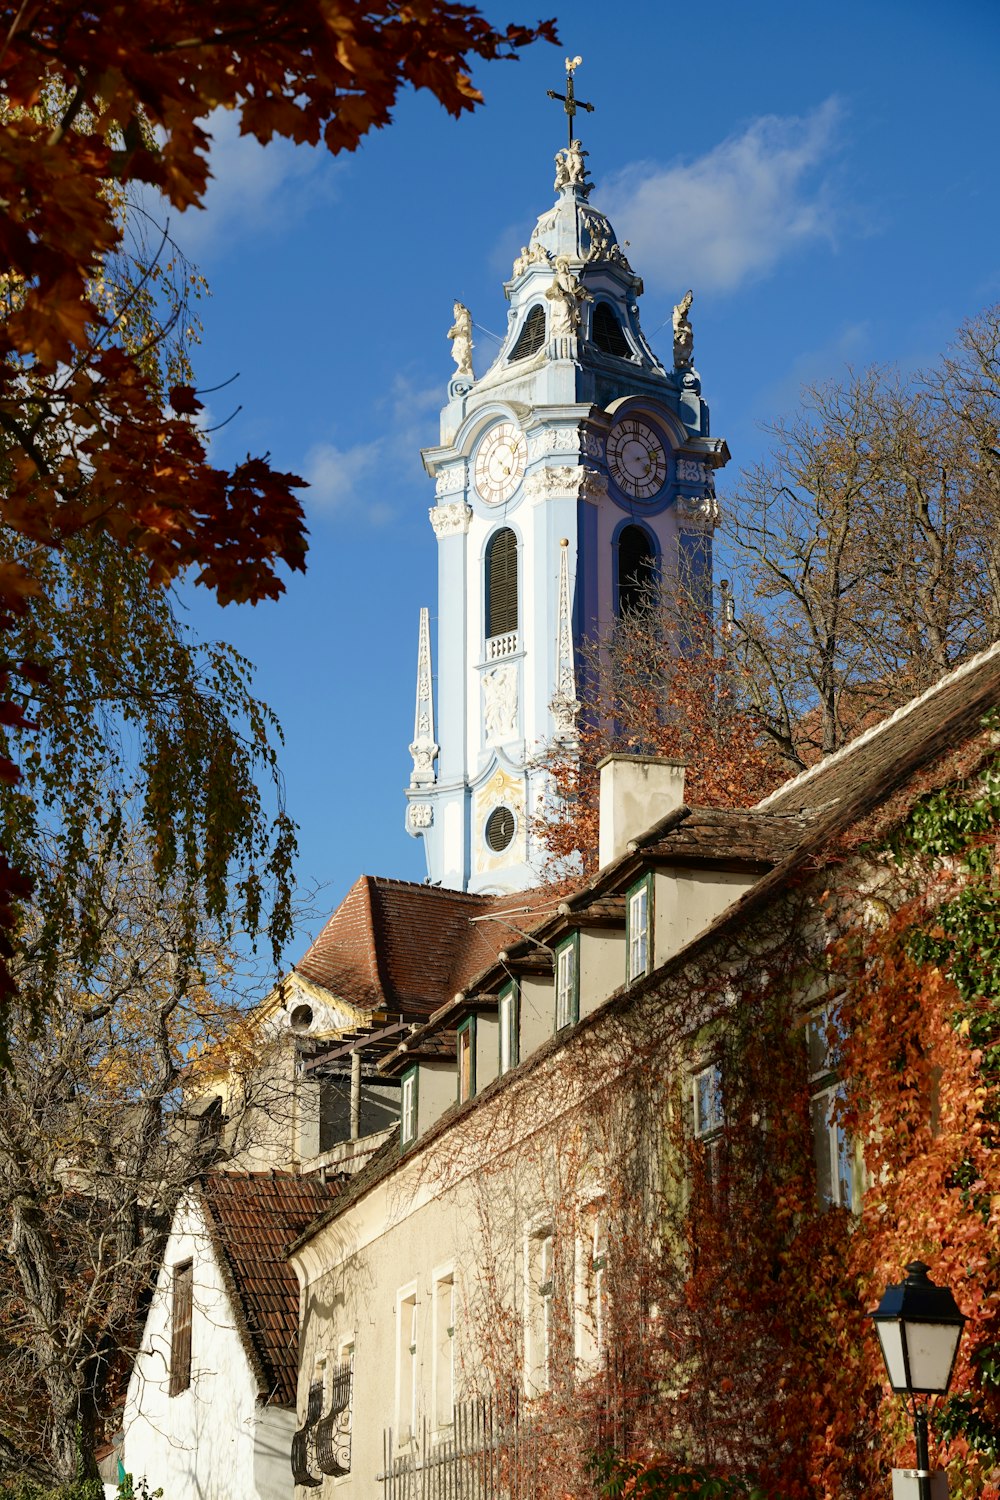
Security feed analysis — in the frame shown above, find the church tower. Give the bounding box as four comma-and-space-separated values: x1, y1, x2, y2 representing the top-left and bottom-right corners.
405, 62, 729, 894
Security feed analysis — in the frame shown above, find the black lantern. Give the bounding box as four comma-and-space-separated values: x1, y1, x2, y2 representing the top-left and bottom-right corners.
870, 1261, 966, 1396
870, 1261, 966, 1500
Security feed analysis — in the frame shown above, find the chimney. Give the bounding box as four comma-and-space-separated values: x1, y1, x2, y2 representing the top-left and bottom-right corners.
598, 755, 686, 869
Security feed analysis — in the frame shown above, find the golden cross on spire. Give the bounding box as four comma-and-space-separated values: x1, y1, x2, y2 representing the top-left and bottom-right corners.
546, 55, 594, 148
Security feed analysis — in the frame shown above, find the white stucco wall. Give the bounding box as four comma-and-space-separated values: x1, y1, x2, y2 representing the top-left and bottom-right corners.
121, 1196, 291, 1500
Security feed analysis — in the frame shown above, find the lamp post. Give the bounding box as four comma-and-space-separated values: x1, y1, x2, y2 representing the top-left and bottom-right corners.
869, 1261, 966, 1500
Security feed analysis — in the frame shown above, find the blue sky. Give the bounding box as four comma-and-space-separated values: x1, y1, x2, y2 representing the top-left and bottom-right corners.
174, 0, 1000, 959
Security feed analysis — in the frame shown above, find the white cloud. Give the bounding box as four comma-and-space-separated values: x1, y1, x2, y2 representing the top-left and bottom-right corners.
301, 373, 444, 527
302, 439, 384, 515
172, 108, 341, 257
597, 98, 844, 295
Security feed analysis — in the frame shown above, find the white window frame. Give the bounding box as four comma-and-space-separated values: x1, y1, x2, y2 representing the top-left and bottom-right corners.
395, 1285, 419, 1445
693, 1061, 724, 1139
432, 1269, 456, 1434
555, 937, 578, 1030
400, 1068, 418, 1150
626, 878, 651, 983
524, 1225, 554, 1397
807, 1005, 855, 1211
692, 1061, 724, 1195
574, 1197, 606, 1370
498, 984, 518, 1075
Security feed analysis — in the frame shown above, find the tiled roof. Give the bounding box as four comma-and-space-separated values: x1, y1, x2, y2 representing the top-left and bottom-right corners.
198, 1171, 341, 1408
295, 875, 555, 1019
643, 806, 820, 866
758, 638, 1000, 823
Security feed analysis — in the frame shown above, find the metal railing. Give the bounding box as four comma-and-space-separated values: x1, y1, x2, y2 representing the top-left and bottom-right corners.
379, 1394, 535, 1500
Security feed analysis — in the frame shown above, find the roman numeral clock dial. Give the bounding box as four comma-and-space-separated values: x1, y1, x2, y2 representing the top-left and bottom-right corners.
606, 416, 668, 500
474, 421, 528, 505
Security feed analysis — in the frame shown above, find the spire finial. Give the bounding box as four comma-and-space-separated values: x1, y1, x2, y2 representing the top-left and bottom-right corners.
546, 55, 594, 149
549, 540, 579, 743
408, 607, 438, 788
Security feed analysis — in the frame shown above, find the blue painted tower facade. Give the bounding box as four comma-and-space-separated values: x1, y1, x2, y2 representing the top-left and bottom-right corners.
405, 132, 729, 894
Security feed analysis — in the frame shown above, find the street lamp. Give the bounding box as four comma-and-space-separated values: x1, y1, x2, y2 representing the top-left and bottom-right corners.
869, 1261, 966, 1500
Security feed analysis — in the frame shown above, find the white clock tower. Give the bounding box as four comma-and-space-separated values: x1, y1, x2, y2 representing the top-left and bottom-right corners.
405, 65, 729, 894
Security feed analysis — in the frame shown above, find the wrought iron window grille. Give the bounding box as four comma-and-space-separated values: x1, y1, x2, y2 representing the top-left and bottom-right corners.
291, 1378, 325, 1488
314, 1358, 353, 1477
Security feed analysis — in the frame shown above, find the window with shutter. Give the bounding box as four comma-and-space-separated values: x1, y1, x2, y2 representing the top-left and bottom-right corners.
509, 304, 546, 361
592, 301, 630, 357
617, 525, 656, 616
169, 1260, 193, 1396
486, 528, 518, 638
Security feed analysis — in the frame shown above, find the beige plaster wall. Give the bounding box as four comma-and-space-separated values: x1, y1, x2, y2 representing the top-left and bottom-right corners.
653, 867, 757, 967
518, 974, 554, 1056
578, 928, 627, 1019
416, 1058, 458, 1136
475, 1012, 500, 1092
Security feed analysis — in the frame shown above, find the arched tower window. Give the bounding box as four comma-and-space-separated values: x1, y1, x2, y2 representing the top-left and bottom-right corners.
509, 305, 546, 362
592, 302, 630, 358
617, 525, 657, 616
486, 528, 518, 638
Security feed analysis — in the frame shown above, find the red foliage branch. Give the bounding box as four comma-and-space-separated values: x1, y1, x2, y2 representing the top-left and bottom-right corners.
0, 0, 557, 995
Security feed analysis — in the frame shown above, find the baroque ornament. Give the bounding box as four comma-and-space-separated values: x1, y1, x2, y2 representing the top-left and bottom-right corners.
511, 241, 551, 279
553, 138, 592, 197
526, 428, 601, 462
677, 489, 720, 528
407, 803, 433, 830
545, 256, 591, 337
483, 664, 518, 744
429, 502, 473, 537
676, 459, 707, 485
673, 289, 694, 369
434, 466, 466, 497
525, 466, 607, 503
447, 301, 473, 378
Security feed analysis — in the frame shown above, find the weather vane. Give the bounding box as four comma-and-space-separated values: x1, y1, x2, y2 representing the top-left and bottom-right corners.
546, 56, 594, 148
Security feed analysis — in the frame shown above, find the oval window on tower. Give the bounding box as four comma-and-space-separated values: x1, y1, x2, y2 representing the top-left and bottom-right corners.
485, 806, 516, 852
486, 528, 518, 638
509, 305, 546, 362
592, 301, 631, 358
617, 525, 657, 616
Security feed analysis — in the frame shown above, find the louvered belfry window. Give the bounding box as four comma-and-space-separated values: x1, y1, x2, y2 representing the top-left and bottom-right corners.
487, 528, 518, 638
617, 525, 656, 616
169, 1260, 193, 1396
593, 301, 630, 358
509, 304, 546, 361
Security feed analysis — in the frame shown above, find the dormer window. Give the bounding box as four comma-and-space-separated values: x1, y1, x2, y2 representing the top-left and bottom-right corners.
509, 304, 546, 361
626, 875, 653, 983
400, 1067, 418, 1151
555, 935, 579, 1031
457, 1018, 476, 1104
592, 301, 630, 358
498, 983, 519, 1074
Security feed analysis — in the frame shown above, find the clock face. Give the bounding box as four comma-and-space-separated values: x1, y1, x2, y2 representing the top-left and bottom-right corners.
474, 421, 527, 505
606, 417, 668, 500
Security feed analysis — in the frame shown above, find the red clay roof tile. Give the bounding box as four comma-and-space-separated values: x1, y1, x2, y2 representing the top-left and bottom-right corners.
198, 1171, 341, 1408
